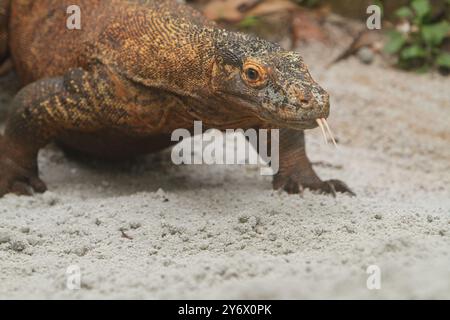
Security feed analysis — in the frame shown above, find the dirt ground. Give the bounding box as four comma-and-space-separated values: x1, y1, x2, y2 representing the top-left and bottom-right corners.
0, 39, 449, 299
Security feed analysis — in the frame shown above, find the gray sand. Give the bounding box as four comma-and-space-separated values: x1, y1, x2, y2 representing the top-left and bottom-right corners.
0, 44, 449, 299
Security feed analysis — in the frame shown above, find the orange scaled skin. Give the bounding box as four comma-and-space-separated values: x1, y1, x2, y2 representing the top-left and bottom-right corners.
0, 0, 353, 197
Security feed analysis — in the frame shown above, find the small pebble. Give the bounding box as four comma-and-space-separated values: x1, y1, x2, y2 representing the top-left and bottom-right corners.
0, 231, 11, 244
268, 233, 277, 241
11, 240, 27, 252
20, 227, 30, 234
238, 215, 249, 223
27, 237, 40, 246
357, 47, 375, 64
130, 222, 142, 229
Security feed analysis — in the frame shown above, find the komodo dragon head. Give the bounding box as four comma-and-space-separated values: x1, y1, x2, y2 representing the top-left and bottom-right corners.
211, 30, 330, 131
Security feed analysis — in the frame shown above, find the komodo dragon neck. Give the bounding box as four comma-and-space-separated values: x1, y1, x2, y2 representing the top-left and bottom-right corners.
89, 13, 279, 128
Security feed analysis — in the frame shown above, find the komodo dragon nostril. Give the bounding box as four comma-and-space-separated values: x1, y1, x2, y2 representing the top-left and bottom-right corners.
300, 98, 310, 104
298, 93, 313, 108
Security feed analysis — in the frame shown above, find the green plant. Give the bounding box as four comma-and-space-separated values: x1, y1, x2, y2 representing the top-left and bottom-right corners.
385, 0, 450, 72
237, 15, 260, 29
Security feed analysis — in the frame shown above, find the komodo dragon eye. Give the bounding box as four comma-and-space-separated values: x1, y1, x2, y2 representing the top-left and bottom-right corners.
242, 61, 268, 88
246, 68, 259, 80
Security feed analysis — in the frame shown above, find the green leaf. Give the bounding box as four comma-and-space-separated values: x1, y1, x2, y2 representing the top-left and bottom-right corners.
415, 65, 430, 73
400, 45, 426, 59
411, 0, 431, 19
436, 52, 450, 68
385, 31, 406, 54
238, 16, 259, 28
395, 6, 413, 18
421, 22, 450, 46
373, 0, 384, 14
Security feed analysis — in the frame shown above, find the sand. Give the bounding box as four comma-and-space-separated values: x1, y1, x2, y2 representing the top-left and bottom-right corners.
0, 42, 449, 299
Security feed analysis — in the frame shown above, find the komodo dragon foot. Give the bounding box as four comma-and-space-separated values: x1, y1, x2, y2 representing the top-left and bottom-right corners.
0, 136, 47, 197
271, 129, 355, 197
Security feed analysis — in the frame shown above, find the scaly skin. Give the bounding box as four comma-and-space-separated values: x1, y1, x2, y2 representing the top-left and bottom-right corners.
0, 0, 353, 197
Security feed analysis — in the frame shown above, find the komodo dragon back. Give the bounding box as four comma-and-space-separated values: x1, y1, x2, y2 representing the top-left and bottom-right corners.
5, 0, 215, 85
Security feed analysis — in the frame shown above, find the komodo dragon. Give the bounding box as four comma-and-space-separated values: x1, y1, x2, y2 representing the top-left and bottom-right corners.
0, 0, 354, 197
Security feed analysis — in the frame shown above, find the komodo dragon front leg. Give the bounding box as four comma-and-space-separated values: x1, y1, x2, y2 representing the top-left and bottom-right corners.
274, 129, 354, 196
0, 68, 103, 196
250, 128, 354, 196
0, 66, 167, 196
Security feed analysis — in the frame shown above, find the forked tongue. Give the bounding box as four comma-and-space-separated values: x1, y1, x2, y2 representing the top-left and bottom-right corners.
316, 118, 337, 147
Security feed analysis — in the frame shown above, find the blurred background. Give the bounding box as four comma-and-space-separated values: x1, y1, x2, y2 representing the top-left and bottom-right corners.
189, 0, 450, 73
